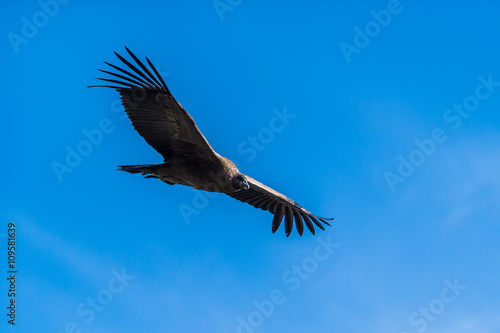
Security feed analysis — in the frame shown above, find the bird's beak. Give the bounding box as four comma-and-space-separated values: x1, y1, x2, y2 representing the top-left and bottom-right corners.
243, 181, 250, 190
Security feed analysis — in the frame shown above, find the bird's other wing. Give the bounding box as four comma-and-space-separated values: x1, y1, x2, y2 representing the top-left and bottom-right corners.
89, 46, 221, 168
227, 176, 333, 237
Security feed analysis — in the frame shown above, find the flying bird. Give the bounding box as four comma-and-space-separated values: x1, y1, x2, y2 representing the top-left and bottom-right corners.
90, 47, 333, 236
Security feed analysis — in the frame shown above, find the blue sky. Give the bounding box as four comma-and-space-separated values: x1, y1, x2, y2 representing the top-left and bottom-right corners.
2, 1, 500, 332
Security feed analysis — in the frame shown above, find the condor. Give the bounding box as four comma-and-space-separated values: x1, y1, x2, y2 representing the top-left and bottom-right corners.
90, 47, 333, 236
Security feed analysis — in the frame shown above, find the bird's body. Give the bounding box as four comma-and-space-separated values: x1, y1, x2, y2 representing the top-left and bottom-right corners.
120, 153, 239, 193
90, 47, 333, 236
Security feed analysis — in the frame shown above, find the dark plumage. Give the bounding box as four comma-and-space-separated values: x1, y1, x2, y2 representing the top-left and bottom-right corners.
90, 47, 333, 236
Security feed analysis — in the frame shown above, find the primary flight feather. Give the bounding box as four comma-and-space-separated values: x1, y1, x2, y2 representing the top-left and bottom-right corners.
90, 47, 333, 236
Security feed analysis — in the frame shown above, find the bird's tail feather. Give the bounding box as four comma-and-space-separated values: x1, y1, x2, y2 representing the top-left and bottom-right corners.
117, 163, 165, 175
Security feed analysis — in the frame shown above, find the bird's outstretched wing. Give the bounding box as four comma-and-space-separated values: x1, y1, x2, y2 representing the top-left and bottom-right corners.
89, 47, 221, 168
228, 176, 333, 236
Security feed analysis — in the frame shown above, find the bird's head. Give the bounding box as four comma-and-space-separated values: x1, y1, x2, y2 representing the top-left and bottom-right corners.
232, 174, 250, 191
